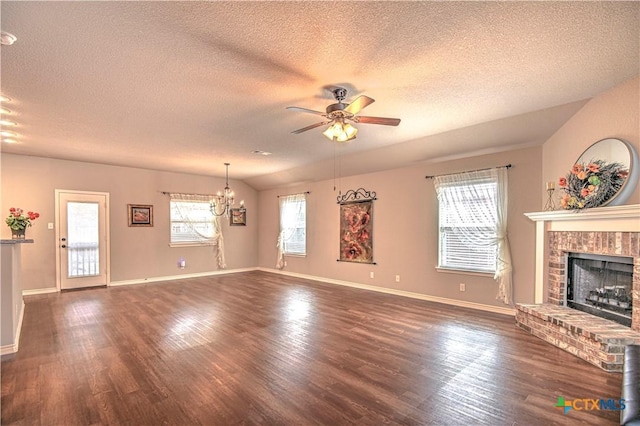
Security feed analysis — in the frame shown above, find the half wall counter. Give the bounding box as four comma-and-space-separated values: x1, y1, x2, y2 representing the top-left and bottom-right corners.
1, 239, 33, 355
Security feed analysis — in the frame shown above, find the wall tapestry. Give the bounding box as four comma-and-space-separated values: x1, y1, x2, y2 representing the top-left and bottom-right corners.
338, 188, 375, 264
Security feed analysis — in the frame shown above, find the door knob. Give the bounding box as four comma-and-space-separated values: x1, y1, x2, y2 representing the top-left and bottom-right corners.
61, 244, 66, 248
61, 237, 66, 241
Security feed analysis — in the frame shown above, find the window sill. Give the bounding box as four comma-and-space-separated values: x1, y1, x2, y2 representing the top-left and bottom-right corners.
436, 267, 494, 278
284, 253, 306, 258
169, 243, 214, 248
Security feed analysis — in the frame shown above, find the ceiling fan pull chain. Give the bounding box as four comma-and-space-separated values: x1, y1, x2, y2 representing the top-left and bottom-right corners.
333, 144, 336, 192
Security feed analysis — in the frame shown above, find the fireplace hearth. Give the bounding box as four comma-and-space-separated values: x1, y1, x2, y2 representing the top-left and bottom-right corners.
566, 252, 633, 327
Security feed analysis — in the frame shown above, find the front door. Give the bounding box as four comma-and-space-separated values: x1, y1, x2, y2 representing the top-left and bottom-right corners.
56, 190, 110, 290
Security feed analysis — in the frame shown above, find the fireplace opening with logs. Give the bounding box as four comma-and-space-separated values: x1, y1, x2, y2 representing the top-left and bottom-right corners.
566, 252, 634, 327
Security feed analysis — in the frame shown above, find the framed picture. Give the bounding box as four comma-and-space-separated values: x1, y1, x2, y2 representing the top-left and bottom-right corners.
339, 200, 374, 263
230, 208, 246, 226
128, 204, 153, 227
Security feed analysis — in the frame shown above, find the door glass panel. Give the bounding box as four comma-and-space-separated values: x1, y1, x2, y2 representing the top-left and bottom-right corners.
67, 202, 100, 278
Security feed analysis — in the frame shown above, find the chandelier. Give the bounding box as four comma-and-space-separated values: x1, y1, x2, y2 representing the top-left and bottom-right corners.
210, 163, 237, 217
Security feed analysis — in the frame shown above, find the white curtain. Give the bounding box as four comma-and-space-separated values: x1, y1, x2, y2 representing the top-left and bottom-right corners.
276, 193, 306, 269
493, 168, 512, 305
169, 193, 226, 269
212, 214, 226, 269
433, 168, 512, 304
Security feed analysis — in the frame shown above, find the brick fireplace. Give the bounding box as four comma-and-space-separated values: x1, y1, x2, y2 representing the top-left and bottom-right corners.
547, 230, 639, 330
517, 205, 640, 372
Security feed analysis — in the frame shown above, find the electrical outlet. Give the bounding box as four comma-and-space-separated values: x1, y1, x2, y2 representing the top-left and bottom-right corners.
459, 283, 466, 292
370, 271, 375, 279
395, 275, 400, 283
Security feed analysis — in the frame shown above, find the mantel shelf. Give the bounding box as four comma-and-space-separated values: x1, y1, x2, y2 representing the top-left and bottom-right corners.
525, 204, 640, 223
524, 203, 639, 304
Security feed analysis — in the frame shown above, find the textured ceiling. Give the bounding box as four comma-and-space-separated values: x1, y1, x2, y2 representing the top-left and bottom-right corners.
1, 1, 638, 190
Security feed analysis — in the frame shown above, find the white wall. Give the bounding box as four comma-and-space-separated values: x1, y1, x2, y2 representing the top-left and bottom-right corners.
1, 154, 259, 291
542, 76, 640, 206
258, 146, 542, 308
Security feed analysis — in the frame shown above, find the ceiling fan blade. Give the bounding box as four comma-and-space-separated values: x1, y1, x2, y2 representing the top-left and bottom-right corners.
344, 95, 375, 115
291, 121, 330, 134
356, 116, 401, 126
286, 106, 326, 116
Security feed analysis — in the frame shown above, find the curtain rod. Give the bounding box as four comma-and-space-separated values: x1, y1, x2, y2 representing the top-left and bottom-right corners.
277, 191, 310, 198
161, 191, 214, 197
425, 164, 512, 179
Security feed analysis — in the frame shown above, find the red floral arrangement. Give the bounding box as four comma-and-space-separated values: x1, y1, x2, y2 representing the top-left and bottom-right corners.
5, 207, 40, 231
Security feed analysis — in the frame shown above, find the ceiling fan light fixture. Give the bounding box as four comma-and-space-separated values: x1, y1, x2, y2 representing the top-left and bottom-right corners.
343, 123, 357, 139
323, 122, 342, 140
322, 124, 337, 140
290, 87, 397, 141
336, 133, 349, 143
323, 119, 357, 142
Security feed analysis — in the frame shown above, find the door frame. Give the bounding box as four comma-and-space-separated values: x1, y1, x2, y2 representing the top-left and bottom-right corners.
55, 189, 111, 291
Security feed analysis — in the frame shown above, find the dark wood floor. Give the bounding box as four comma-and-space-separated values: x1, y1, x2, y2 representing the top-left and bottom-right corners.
2, 271, 622, 425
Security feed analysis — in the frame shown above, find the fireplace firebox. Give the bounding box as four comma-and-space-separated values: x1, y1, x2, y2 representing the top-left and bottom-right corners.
565, 252, 634, 327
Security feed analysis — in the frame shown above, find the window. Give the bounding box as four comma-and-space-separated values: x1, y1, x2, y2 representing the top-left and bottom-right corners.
435, 172, 498, 273
170, 198, 217, 245
276, 193, 307, 268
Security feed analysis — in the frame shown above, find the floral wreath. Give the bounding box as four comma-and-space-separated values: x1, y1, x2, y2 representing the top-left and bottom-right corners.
559, 159, 629, 210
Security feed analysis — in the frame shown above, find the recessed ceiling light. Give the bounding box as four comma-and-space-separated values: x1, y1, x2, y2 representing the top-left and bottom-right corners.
252, 150, 272, 156
0, 120, 17, 126
0, 96, 11, 103
2, 138, 18, 144
0, 32, 17, 46
0, 107, 12, 115
0, 131, 16, 137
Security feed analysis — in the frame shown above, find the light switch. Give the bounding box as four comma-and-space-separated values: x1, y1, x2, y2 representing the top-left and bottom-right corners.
47, 222, 54, 230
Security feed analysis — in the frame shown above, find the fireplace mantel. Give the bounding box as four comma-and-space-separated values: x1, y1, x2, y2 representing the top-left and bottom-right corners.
525, 204, 640, 232
524, 204, 640, 303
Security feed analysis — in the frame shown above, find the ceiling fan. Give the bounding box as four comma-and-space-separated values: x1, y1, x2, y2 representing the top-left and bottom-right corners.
287, 88, 401, 142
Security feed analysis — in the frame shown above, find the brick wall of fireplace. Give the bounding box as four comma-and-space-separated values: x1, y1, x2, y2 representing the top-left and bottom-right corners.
547, 230, 640, 332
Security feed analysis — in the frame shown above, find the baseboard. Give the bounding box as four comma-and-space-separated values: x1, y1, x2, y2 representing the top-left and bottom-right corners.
23, 287, 59, 296
1, 301, 25, 355
109, 267, 259, 287
24, 269, 260, 293
257, 267, 515, 316
0, 344, 17, 355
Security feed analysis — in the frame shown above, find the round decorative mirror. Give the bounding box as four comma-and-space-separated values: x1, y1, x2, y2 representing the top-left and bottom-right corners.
571, 138, 638, 207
